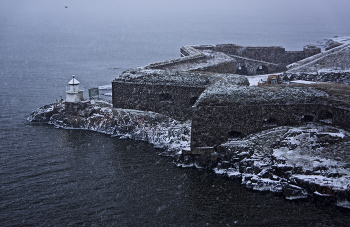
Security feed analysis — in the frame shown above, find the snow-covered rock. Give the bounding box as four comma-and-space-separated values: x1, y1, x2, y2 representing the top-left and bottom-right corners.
28, 100, 190, 156
212, 124, 350, 207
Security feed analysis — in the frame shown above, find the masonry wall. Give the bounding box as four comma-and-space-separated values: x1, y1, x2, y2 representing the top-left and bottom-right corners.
212, 44, 320, 66
234, 57, 283, 75
112, 82, 206, 121
283, 51, 306, 64
147, 54, 207, 71
195, 60, 237, 73
214, 44, 285, 63
191, 104, 350, 151
176, 44, 322, 75
282, 71, 350, 85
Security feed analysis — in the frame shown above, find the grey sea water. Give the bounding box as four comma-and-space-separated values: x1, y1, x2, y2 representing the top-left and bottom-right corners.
1, 0, 350, 226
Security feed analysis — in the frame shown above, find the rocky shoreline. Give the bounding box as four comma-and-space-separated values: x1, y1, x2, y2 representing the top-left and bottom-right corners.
27, 100, 191, 156
28, 100, 350, 209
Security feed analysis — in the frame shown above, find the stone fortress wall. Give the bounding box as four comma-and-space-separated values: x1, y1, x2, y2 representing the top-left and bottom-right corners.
283, 43, 350, 84
145, 45, 237, 73
191, 103, 350, 153
112, 40, 350, 155
108, 39, 350, 204
189, 80, 350, 154
213, 44, 320, 64
143, 44, 321, 75
112, 82, 206, 121
113, 42, 322, 123
286, 43, 350, 72
181, 44, 321, 75
112, 71, 249, 121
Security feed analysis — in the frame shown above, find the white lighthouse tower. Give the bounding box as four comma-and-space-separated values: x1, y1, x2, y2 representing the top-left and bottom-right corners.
66, 75, 84, 102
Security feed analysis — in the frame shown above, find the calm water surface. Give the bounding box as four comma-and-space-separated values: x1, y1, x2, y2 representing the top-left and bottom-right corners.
1, 0, 350, 226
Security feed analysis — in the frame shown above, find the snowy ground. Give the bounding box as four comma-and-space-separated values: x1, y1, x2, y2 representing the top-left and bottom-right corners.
246, 74, 270, 86
213, 123, 350, 207
289, 80, 316, 84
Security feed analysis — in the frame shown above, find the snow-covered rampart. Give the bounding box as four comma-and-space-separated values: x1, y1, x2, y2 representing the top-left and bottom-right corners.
194, 82, 350, 109
286, 44, 350, 72
287, 44, 349, 72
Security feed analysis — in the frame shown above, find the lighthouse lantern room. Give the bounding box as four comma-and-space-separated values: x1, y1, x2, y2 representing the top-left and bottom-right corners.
66, 75, 84, 102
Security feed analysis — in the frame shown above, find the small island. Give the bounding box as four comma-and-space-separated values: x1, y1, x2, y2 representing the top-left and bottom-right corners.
29, 37, 350, 209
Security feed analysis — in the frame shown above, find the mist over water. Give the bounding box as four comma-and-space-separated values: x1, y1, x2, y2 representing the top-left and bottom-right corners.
1, 0, 350, 225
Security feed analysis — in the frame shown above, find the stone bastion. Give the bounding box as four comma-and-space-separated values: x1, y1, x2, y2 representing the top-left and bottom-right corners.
29, 39, 350, 206
190, 83, 350, 154
112, 40, 350, 156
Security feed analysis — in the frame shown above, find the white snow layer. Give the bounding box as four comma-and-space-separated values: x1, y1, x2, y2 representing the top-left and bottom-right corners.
42, 100, 191, 156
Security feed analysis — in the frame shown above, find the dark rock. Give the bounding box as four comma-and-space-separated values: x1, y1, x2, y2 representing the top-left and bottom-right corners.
183, 154, 195, 166
282, 183, 309, 200
325, 172, 344, 178
218, 161, 232, 169
273, 164, 294, 174
257, 168, 273, 178
317, 134, 343, 144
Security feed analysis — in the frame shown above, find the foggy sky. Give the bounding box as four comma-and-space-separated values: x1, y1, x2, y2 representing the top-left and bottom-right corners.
1, 0, 349, 21
1, 0, 349, 51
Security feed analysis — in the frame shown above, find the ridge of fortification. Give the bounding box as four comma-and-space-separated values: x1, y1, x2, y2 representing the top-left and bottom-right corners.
286, 43, 350, 72
194, 83, 350, 108
114, 69, 248, 87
